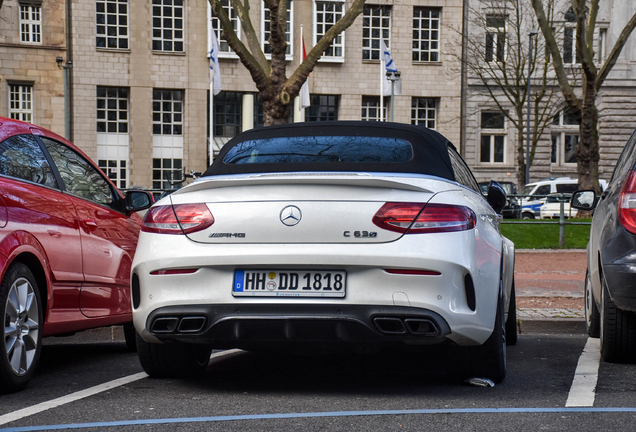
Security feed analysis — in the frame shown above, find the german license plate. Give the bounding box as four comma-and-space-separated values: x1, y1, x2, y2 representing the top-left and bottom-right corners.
233, 270, 346, 297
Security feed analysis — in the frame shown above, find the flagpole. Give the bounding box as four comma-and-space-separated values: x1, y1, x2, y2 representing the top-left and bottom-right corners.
300, 25, 305, 120
209, 81, 214, 164
379, 53, 384, 122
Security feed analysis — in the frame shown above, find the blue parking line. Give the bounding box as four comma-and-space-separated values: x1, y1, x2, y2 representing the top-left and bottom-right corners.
3, 407, 636, 431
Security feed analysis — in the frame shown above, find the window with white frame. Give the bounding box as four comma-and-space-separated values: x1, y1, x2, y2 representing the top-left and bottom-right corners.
96, 86, 129, 133
152, 0, 184, 52
20, 4, 41, 44
9, 84, 33, 123
362, 5, 391, 61
361, 96, 388, 121
96, 0, 129, 49
210, 0, 240, 56
551, 107, 578, 166
480, 111, 506, 163
412, 7, 440, 62
262, 0, 293, 59
153, 89, 183, 135
314, 0, 345, 61
153, 89, 184, 190
485, 15, 505, 62
411, 97, 437, 129
96, 87, 129, 188
563, 8, 579, 65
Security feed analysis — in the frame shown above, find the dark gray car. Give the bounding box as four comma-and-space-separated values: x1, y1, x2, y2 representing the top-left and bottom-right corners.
571, 128, 636, 363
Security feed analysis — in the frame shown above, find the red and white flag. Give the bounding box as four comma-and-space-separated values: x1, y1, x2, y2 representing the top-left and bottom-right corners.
299, 25, 310, 111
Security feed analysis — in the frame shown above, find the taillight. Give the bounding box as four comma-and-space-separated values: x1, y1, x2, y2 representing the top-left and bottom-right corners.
141, 204, 214, 234
619, 171, 636, 235
373, 202, 476, 234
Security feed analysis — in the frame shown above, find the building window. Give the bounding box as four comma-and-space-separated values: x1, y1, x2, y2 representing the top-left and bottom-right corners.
262, 0, 293, 59
20, 5, 41, 44
551, 107, 578, 166
485, 15, 505, 62
411, 97, 437, 129
153, 89, 183, 135
480, 112, 506, 163
314, 0, 345, 61
152, 0, 184, 52
214, 91, 242, 137
96, 87, 129, 133
96, 0, 129, 49
9, 84, 33, 123
563, 8, 579, 65
210, 0, 240, 56
361, 96, 388, 121
598, 28, 607, 63
153, 158, 183, 190
98, 160, 127, 189
305, 95, 339, 121
412, 7, 440, 62
362, 5, 391, 61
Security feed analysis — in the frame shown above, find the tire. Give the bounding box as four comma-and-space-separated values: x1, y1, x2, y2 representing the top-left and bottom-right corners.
0, 263, 43, 393
505, 281, 518, 346
522, 212, 535, 220
585, 270, 600, 338
600, 278, 636, 363
123, 322, 138, 352
137, 335, 212, 378
448, 289, 507, 383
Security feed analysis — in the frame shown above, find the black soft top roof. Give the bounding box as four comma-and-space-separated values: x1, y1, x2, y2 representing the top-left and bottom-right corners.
203, 121, 456, 181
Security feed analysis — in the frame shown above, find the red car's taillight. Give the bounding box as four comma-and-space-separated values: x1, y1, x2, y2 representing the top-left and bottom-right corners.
141, 204, 214, 234
619, 170, 636, 235
373, 202, 476, 234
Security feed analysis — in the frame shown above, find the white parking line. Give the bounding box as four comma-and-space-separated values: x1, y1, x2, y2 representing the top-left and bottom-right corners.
566, 338, 601, 407
0, 349, 243, 427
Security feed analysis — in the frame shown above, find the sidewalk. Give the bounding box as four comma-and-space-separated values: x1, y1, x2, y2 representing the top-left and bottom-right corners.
515, 249, 586, 334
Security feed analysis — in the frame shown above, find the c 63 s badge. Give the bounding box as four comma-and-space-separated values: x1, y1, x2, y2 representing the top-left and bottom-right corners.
343, 231, 377, 238
209, 233, 246, 238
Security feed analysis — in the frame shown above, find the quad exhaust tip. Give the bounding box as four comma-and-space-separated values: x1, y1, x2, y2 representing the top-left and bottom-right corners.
151, 316, 207, 334
373, 317, 440, 336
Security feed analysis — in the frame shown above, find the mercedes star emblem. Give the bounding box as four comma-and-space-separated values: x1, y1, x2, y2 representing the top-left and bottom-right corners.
280, 205, 302, 226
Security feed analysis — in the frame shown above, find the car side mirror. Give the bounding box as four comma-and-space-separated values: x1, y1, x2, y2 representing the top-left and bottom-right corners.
125, 190, 154, 213
570, 190, 597, 211
487, 181, 507, 215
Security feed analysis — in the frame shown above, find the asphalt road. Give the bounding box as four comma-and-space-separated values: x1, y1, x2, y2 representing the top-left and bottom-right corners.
2, 332, 636, 431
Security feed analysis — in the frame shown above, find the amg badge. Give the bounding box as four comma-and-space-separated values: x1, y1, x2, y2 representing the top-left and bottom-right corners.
209, 233, 246, 238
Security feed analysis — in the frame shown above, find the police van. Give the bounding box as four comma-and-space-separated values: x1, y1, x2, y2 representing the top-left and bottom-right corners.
520, 177, 607, 219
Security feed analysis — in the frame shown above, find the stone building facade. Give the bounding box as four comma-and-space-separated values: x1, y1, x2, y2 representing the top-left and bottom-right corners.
0, 0, 67, 135
0, 0, 464, 191
464, 0, 636, 189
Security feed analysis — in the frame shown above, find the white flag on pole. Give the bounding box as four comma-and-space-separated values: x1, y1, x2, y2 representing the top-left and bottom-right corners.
381, 39, 401, 97
299, 25, 310, 111
209, 25, 222, 95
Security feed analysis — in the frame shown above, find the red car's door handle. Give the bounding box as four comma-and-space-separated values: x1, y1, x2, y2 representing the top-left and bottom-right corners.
83, 219, 98, 228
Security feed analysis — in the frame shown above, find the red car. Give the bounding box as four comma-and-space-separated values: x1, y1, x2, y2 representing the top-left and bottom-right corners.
0, 117, 153, 392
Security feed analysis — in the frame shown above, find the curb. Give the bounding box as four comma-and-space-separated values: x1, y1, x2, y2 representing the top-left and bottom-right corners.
518, 318, 586, 335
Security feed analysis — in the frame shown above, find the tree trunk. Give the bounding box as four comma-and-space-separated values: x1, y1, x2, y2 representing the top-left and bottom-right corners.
577, 79, 601, 193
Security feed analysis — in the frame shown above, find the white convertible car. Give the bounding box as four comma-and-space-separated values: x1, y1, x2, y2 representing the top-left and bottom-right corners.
131, 122, 516, 382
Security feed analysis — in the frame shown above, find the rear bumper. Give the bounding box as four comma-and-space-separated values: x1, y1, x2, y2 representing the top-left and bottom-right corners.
144, 304, 451, 349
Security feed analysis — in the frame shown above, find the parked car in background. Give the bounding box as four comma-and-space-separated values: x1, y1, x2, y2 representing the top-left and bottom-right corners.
0, 117, 153, 392
479, 181, 521, 219
132, 122, 516, 384
571, 127, 636, 363
539, 195, 578, 219
520, 177, 607, 219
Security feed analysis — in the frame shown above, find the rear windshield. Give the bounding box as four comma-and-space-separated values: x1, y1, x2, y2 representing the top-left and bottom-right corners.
222, 136, 413, 165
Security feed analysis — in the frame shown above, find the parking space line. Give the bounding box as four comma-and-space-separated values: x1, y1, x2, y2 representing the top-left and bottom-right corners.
4, 407, 636, 431
566, 337, 601, 407
0, 349, 243, 427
